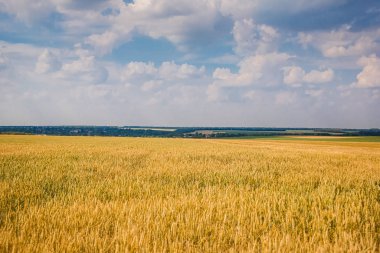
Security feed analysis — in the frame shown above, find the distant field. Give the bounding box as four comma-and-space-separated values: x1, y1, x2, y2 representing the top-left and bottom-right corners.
194, 129, 345, 136
129, 127, 177, 132
0, 135, 379, 252
284, 136, 380, 142
230, 135, 380, 142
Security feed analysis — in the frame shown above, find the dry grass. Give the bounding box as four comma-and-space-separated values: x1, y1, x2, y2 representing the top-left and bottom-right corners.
0, 135, 379, 252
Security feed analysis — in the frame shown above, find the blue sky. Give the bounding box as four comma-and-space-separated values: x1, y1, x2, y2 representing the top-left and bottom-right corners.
0, 0, 379, 128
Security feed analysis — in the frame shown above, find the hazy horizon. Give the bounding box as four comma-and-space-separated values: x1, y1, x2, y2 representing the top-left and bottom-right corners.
1, 0, 380, 128
1, 125, 379, 130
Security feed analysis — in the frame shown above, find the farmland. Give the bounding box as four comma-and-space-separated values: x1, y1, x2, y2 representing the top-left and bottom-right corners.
1, 126, 379, 138
0, 135, 379, 252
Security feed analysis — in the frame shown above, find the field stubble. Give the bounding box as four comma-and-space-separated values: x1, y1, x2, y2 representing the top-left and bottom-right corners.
0, 135, 379, 252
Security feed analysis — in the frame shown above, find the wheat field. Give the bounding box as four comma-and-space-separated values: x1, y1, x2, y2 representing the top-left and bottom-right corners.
0, 135, 379, 252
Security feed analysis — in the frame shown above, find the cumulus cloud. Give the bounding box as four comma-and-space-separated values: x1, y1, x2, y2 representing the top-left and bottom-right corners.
78, 0, 346, 55
283, 66, 305, 87
1, 0, 380, 127
322, 36, 378, 58
0, 0, 56, 24
303, 69, 334, 83
209, 52, 290, 101
35, 49, 61, 74
0, 40, 44, 58
85, 31, 124, 56
82, 0, 225, 54
218, 0, 257, 19
283, 66, 334, 86
141, 80, 162, 92
298, 27, 380, 58
232, 18, 279, 55
90, 0, 337, 55
354, 55, 380, 88
122, 61, 157, 82
0, 41, 51, 84
0, 0, 353, 56
58, 54, 108, 84
213, 52, 290, 88
122, 61, 205, 84
159, 61, 205, 80
0, 0, 112, 26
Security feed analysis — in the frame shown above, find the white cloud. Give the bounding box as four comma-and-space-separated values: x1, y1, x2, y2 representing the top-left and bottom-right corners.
213, 68, 236, 82
122, 61, 157, 82
298, 28, 380, 58
58, 55, 108, 84
298, 32, 313, 48
283, 66, 334, 86
69, 85, 111, 100
0, 0, 55, 24
239, 53, 291, 86
0, 40, 44, 58
35, 49, 61, 74
219, 0, 257, 19
209, 52, 290, 101
0, 0, 352, 57
0, 41, 55, 85
1, 0, 380, 128
283, 66, 305, 87
85, 0, 223, 54
323, 36, 378, 58
354, 55, 380, 88
0, 0, 113, 25
80, 0, 346, 55
122, 61, 206, 84
0, 0, 350, 57
158, 61, 206, 80
85, 31, 123, 56
303, 69, 334, 83
141, 80, 162, 92
213, 52, 290, 88
232, 18, 279, 55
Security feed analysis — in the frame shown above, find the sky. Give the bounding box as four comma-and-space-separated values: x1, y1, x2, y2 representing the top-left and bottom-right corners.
0, 0, 379, 128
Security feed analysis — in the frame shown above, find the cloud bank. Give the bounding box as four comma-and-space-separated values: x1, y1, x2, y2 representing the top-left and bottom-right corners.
0, 0, 379, 127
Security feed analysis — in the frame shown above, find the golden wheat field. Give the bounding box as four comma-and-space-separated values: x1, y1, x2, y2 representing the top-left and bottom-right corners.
0, 135, 379, 252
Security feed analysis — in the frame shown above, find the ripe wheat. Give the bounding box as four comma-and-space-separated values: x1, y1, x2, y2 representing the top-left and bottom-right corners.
0, 135, 379, 252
